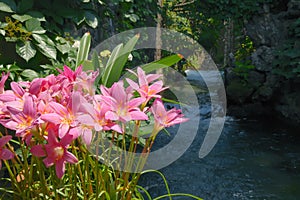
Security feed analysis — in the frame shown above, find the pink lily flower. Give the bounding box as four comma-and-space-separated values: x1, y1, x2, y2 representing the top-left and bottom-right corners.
40, 92, 82, 139
77, 101, 123, 145
126, 67, 168, 102
3, 95, 38, 138
74, 70, 99, 96
57, 65, 83, 83
30, 132, 78, 179
100, 81, 148, 123
0, 135, 14, 169
150, 99, 188, 134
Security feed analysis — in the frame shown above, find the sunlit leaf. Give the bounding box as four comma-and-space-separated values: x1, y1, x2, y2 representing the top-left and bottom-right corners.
101, 34, 139, 87
21, 69, 39, 80
16, 41, 36, 62
11, 14, 32, 22
25, 18, 45, 34
84, 11, 98, 28
36, 42, 57, 60
32, 34, 55, 46
0, 0, 16, 13
76, 32, 91, 67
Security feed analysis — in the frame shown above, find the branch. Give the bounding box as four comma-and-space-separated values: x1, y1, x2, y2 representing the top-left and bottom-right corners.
174, 0, 195, 7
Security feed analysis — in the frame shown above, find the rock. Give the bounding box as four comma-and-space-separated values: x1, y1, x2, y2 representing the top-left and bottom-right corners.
275, 92, 300, 123
247, 70, 265, 89
226, 0, 300, 123
251, 46, 274, 71
226, 80, 254, 104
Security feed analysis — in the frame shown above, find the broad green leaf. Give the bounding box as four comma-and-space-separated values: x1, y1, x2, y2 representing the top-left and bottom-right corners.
17, 0, 33, 13
76, 32, 91, 67
84, 11, 98, 28
25, 18, 45, 34
0, 0, 16, 13
16, 41, 36, 62
36, 42, 57, 60
12, 14, 32, 22
32, 34, 55, 46
101, 34, 139, 87
74, 12, 85, 25
26, 11, 46, 21
56, 43, 71, 54
21, 69, 39, 80
7, 64, 21, 71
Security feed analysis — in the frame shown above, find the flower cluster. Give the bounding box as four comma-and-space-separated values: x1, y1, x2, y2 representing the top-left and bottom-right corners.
0, 66, 187, 178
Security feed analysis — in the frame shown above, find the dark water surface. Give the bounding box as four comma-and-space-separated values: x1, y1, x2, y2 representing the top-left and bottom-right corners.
140, 73, 300, 200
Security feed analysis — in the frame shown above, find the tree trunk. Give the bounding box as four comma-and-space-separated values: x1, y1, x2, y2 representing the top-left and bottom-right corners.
223, 18, 234, 67
155, 0, 163, 61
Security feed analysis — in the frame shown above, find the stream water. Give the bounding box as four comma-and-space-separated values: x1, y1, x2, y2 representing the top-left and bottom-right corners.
140, 70, 300, 200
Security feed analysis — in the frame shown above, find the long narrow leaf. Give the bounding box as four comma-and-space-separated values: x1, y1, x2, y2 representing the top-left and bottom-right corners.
142, 54, 183, 73
101, 34, 139, 87
76, 32, 91, 68
124, 54, 183, 81
101, 43, 123, 86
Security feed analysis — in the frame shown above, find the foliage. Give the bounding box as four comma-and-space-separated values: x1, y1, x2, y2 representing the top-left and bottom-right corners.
272, 18, 300, 79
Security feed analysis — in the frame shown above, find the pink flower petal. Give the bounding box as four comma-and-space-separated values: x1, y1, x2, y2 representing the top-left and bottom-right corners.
59, 123, 70, 139
55, 159, 65, 179
129, 110, 148, 121
10, 82, 25, 97
23, 95, 36, 118
43, 157, 54, 168
0, 148, 14, 160
128, 97, 145, 108
81, 129, 93, 145
64, 151, 78, 164
49, 102, 68, 116
0, 135, 12, 147
68, 127, 80, 140
30, 145, 46, 157
105, 111, 119, 121
41, 113, 62, 124
126, 78, 139, 90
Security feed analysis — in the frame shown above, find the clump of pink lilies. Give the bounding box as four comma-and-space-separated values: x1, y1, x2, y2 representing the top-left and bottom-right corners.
0, 66, 187, 179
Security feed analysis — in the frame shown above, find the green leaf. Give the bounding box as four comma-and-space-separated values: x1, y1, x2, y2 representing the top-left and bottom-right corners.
0, 0, 16, 13
76, 32, 91, 67
81, 60, 94, 71
32, 34, 55, 46
56, 43, 71, 54
125, 54, 183, 81
12, 14, 32, 22
36, 42, 57, 60
101, 34, 139, 87
25, 18, 45, 34
84, 11, 98, 28
26, 11, 46, 21
17, 0, 33, 13
16, 41, 36, 62
142, 54, 183, 73
101, 43, 123, 86
91, 50, 103, 85
0, 30, 5, 36
21, 69, 39, 80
